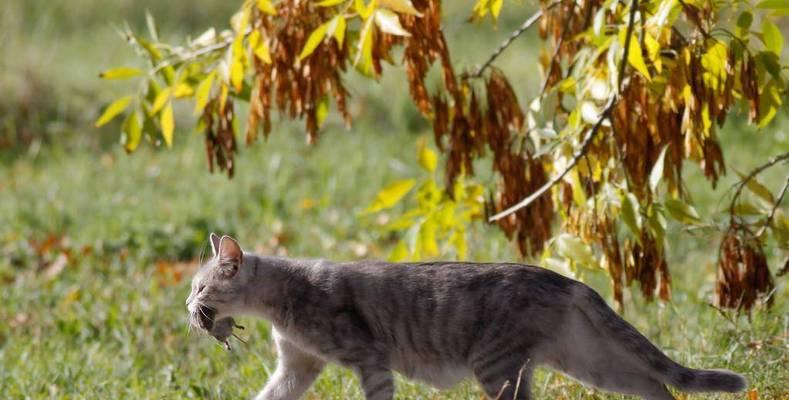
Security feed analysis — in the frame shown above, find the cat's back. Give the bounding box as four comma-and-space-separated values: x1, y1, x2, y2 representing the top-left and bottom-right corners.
323, 260, 576, 300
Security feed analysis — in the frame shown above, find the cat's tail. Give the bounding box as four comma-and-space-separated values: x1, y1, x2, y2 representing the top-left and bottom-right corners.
574, 284, 747, 393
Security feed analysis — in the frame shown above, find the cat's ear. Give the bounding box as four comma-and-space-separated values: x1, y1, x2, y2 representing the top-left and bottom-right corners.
209, 232, 221, 257
218, 235, 243, 277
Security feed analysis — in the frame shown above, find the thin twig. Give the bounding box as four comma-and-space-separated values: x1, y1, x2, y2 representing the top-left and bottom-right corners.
728, 151, 789, 223
490, 0, 641, 222
470, 1, 561, 78
538, 5, 575, 101
489, 96, 616, 221
756, 176, 789, 238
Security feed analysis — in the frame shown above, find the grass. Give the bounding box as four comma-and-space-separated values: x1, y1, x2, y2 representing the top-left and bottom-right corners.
0, 0, 787, 399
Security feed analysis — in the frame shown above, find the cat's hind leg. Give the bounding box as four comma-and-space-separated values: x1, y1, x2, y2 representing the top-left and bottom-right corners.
546, 306, 675, 400
256, 334, 324, 400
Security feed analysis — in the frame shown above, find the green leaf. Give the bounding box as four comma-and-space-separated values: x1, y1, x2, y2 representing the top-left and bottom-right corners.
757, 0, 789, 10
649, 145, 669, 192
758, 79, 783, 128
761, 19, 784, 55
621, 192, 642, 239
647, 205, 667, 249
194, 72, 215, 115
299, 22, 329, 61
99, 67, 143, 80
554, 233, 597, 269
121, 111, 143, 153
375, 9, 410, 36
735, 170, 776, 206
145, 10, 159, 41
664, 198, 701, 224
733, 199, 767, 215
95, 96, 133, 127
736, 11, 753, 30
161, 101, 174, 148
316, 96, 330, 127
364, 179, 416, 213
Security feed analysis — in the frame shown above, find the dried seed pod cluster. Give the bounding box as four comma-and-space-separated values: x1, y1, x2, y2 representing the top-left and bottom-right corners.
101, 0, 786, 312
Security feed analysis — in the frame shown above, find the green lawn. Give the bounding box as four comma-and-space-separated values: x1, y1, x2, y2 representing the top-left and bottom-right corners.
0, 0, 787, 398
0, 128, 786, 399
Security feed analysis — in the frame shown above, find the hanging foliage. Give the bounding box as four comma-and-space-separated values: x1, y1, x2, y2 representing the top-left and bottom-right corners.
97, 0, 788, 312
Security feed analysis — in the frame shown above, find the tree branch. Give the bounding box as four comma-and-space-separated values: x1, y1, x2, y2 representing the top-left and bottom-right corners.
470, 1, 560, 79
757, 176, 789, 238
489, 0, 641, 222
489, 96, 616, 221
728, 151, 789, 224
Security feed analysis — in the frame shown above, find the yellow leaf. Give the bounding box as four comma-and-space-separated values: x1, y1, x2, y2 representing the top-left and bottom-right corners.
59, 287, 81, 309
250, 30, 272, 63
150, 87, 172, 115
644, 32, 662, 73
354, 17, 376, 74
490, 0, 503, 20
194, 72, 215, 115
95, 95, 133, 127
621, 30, 651, 80
255, 42, 272, 63
219, 83, 229, 112
257, 0, 277, 15
449, 230, 467, 260
355, 0, 378, 19
365, 179, 416, 213
417, 137, 438, 172
161, 101, 174, 148
230, 35, 246, 91
317, 0, 346, 6
388, 240, 409, 262
628, 39, 651, 80
471, 0, 490, 21
418, 217, 439, 258
374, 9, 410, 36
328, 15, 347, 47
99, 67, 143, 80
121, 111, 142, 153
173, 83, 194, 98
379, 0, 422, 16
299, 22, 330, 61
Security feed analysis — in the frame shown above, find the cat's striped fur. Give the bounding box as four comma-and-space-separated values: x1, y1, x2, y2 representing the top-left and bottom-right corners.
186, 234, 746, 400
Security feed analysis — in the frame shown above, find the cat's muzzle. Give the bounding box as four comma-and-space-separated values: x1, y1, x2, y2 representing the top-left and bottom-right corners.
193, 304, 216, 331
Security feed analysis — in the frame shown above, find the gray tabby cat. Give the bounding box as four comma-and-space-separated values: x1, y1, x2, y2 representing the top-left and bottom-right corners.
186, 234, 746, 400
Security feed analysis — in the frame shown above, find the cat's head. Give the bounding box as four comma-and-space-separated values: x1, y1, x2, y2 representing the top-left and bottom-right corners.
185, 233, 249, 332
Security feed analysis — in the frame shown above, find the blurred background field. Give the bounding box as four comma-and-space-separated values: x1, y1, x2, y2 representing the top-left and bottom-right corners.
0, 1, 786, 399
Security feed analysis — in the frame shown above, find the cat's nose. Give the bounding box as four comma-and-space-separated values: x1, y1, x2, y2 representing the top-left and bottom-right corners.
185, 293, 195, 307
